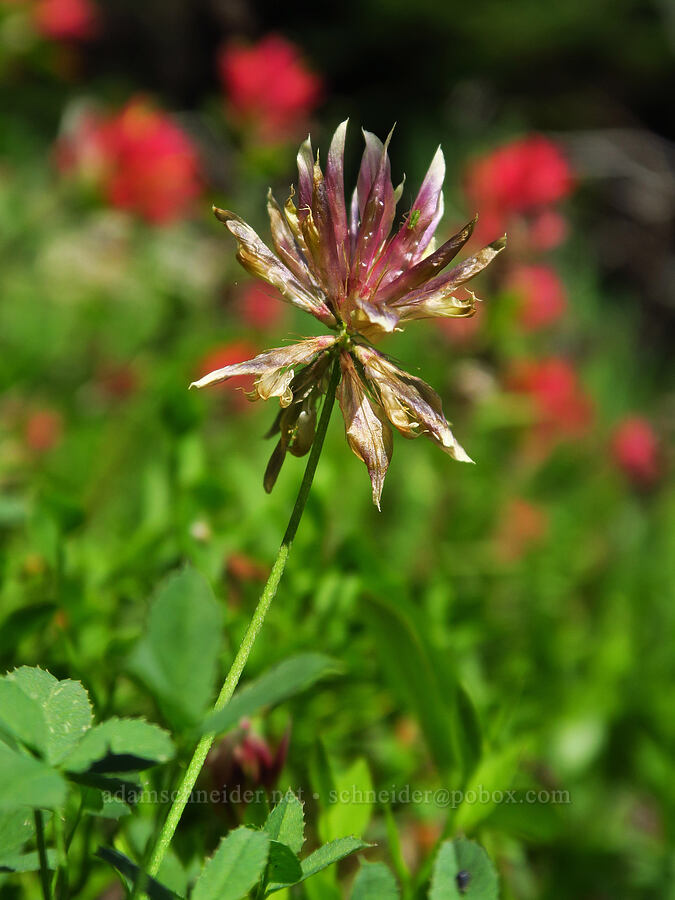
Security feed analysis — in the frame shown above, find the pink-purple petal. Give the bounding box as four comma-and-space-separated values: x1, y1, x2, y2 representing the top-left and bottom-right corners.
296, 135, 314, 218
374, 216, 477, 305
369, 145, 446, 290
390, 235, 506, 315
325, 120, 350, 283
351, 128, 396, 290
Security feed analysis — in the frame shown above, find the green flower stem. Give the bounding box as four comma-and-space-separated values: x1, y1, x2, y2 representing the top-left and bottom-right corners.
146, 357, 341, 879
34, 811, 51, 900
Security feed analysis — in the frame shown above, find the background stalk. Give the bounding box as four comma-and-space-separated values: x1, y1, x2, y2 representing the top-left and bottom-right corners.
146, 358, 341, 878
34, 811, 51, 900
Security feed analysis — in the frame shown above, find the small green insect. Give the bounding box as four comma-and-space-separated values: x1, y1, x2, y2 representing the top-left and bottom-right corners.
407, 208, 421, 229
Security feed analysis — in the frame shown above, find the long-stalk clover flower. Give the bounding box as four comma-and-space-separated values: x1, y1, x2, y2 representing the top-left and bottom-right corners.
192, 122, 505, 507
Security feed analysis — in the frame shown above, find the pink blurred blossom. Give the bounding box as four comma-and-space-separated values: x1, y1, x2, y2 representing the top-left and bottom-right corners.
528, 209, 568, 251
465, 135, 573, 247
56, 98, 202, 224
33, 0, 97, 41
611, 417, 661, 487
507, 264, 567, 331
237, 282, 285, 330
508, 357, 593, 444
218, 35, 322, 141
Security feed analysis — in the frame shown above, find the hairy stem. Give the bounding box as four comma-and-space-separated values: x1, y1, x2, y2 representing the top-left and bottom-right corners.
146, 358, 341, 878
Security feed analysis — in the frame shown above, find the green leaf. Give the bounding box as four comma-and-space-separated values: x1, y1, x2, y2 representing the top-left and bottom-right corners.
362, 596, 457, 774
0, 809, 34, 857
5, 667, 92, 765
192, 826, 269, 900
322, 758, 372, 844
264, 791, 304, 854
80, 786, 131, 821
351, 861, 399, 899
202, 654, 339, 737
0, 743, 67, 811
61, 718, 174, 774
453, 683, 483, 779
128, 567, 223, 730
301, 837, 371, 881
69, 772, 142, 807
0, 849, 58, 872
95, 846, 181, 900
266, 841, 302, 888
310, 738, 336, 808
268, 837, 371, 892
429, 839, 499, 900
453, 745, 520, 832
0, 678, 46, 754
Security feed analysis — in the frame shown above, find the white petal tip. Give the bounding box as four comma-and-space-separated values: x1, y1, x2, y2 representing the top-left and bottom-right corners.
457, 450, 475, 464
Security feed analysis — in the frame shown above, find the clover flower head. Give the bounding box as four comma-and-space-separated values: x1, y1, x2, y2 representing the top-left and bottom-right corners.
192, 122, 506, 507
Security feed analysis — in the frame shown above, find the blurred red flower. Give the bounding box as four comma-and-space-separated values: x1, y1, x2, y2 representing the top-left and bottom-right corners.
508, 357, 593, 442
507, 264, 567, 331
197, 340, 259, 408
96, 362, 138, 401
610, 417, 660, 487
495, 497, 549, 561
33, 0, 97, 41
56, 98, 202, 224
218, 34, 322, 141
237, 282, 285, 330
528, 209, 568, 251
25, 409, 63, 453
465, 135, 573, 246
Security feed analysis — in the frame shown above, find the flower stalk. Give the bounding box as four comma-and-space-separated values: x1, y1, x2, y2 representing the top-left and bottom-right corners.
146, 357, 341, 879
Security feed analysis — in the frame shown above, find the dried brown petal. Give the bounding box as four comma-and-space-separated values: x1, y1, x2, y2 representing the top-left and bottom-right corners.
266, 190, 321, 292
338, 351, 393, 509
353, 344, 472, 462
264, 441, 286, 493
350, 298, 400, 341
213, 207, 336, 327
190, 336, 337, 405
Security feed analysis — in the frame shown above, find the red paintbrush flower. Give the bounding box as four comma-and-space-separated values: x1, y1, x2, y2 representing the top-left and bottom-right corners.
610, 417, 661, 487
33, 0, 97, 41
507, 264, 567, 331
56, 98, 202, 224
237, 282, 286, 331
465, 135, 573, 247
218, 34, 322, 142
508, 357, 593, 442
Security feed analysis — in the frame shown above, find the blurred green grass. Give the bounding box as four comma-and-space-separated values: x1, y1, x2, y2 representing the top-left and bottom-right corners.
1, 95, 674, 900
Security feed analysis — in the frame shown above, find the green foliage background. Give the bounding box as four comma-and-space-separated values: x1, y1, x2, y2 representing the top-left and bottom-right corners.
1, 0, 674, 897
